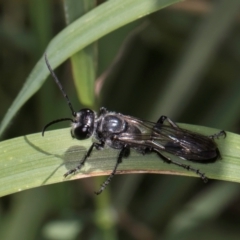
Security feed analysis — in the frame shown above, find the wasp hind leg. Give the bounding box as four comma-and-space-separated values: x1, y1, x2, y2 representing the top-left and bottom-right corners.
156, 116, 179, 128
154, 150, 208, 183
95, 144, 130, 195
209, 130, 226, 140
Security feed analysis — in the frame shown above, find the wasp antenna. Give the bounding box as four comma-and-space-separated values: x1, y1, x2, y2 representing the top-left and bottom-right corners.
42, 118, 74, 136
44, 53, 76, 117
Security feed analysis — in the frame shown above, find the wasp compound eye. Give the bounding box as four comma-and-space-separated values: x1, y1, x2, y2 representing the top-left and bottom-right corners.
71, 109, 95, 140
72, 124, 92, 140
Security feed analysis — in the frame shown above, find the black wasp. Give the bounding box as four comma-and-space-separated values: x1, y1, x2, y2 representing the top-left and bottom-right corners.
42, 54, 226, 195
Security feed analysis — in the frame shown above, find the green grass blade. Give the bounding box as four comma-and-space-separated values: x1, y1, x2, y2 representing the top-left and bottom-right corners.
0, 125, 239, 197
0, 0, 181, 137
64, 0, 96, 107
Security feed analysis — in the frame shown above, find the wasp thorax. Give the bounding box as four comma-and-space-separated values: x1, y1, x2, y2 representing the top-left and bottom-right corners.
71, 109, 95, 140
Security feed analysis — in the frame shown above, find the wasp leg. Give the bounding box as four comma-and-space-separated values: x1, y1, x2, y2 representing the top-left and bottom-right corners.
95, 144, 130, 195
64, 141, 105, 178
156, 116, 179, 128
209, 130, 226, 140
99, 107, 108, 114
154, 150, 208, 183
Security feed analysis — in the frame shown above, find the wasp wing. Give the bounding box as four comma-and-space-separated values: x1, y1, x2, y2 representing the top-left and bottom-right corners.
115, 115, 219, 162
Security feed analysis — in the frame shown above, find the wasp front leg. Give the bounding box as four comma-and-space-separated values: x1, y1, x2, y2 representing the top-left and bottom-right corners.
64, 141, 105, 178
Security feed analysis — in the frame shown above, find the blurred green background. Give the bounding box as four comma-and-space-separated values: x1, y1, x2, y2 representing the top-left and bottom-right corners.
1, 0, 240, 239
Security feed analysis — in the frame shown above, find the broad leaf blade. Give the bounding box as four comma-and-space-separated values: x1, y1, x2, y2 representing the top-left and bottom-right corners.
0, 125, 239, 197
